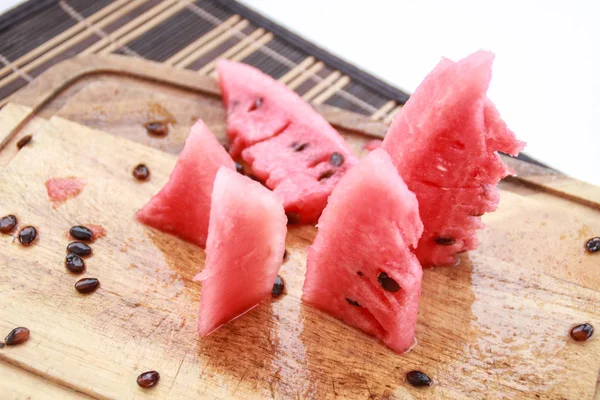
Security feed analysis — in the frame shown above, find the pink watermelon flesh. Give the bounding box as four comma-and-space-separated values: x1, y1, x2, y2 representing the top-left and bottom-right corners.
137, 120, 235, 248
303, 149, 423, 353
195, 167, 286, 336
382, 50, 525, 266
217, 59, 358, 224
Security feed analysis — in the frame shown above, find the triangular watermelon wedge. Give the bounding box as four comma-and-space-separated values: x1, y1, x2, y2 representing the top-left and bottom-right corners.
195, 167, 287, 336
137, 120, 235, 248
216, 60, 358, 224
382, 51, 526, 266
303, 149, 423, 353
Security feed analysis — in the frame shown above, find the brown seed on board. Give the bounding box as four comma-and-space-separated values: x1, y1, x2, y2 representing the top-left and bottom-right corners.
272, 275, 285, 298
67, 242, 92, 257
132, 164, 150, 181
18, 226, 37, 246
435, 237, 456, 246
377, 272, 401, 292
330, 152, 344, 167
0, 215, 17, 234
16, 134, 32, 149
65, 253, 85, 274
585, 237, 600, 253
570, 323, 594, 342
286, 212, 301, 225
70, 225, 93, 241
75, 278, 99, 294
144, 121, 169, 137
406, 370, 433, 387
137, 371, 160, 388
4, 327, 30, 346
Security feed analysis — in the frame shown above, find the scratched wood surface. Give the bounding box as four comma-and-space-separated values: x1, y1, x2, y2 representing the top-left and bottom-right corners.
0, 56, 598, 400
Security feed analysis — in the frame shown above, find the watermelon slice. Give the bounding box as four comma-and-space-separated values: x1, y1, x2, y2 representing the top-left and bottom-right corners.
303, 149, 423, 353
382, 51, 525, 266
216, 59, 358, 224
195, 167, 286, 336
137, 120, 235, 248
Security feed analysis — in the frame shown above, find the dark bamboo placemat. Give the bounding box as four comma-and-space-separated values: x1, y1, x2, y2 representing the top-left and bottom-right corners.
0, 0, 409, 123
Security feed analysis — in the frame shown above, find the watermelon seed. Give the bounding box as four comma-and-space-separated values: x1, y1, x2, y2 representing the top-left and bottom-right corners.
435, 237, 456, 246
283, 249, 289, 262
406, 370, 433, 387
75, 278, 100, 294
18, 226, 37, 246
377, 272, 401, 292
132, 164, 150, 181
4, 327, 30, 346
16, 134, 32, 150
70, 225, 93, 241
67, 242, 92, 257
585, 237, 600, 253
65, 253, 85, 274
144, 121, 169, 137
0, 214, 17, 234
356, 271, 364, 276
235, 162, 244, 174
570, 323, 594, 341
318, 170, 335, 181
330, 152, 344, 167
137, 370, 160, 388
291, 142, 309, 152
286, 212, 301, 225
470, 212, 484, 217
345, 298, 361, 307
222, 143, 230, 152
272, 275, 285, 297
249, 97, 263, 111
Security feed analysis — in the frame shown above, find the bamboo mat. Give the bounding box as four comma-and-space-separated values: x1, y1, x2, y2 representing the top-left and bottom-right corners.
0, 0, 410, 123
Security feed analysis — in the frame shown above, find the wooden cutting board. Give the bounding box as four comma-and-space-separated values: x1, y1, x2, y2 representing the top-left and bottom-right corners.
0, 55, 598, 400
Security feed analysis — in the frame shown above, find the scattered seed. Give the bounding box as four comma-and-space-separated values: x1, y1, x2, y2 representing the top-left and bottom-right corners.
272, 275, 285, 298
16, 135, 32, 149
67, 242, 92, 257
356, 271, 364, 276
345, 297, 361, 307
137, 371, 160, 389
291, 142, 309, 152
283, 249, 289, 262
286, 212, 301, 225
65, 253, 85, 274
435, 237, 456, 246
70, 226, 93, 241
75, 278, 99, 294
235, 162, 244, 174
144, 121, 169, 137
4, 327, 30, 346
0, 215, 17, 234
330, 152, 344, 167
470, 212, 484, 217
318, 170, 335, 181
570, 323, 594, 342
406, 370, 433, 387
585, 237, 600, 253
132, 164, 150, 181
249, 97, 263, 111
18, 226, 37, 246
378, 272, 401, 293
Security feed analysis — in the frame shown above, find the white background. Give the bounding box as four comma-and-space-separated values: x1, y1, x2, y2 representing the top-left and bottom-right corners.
0, 1, 598, 184
240, 0, 600, 185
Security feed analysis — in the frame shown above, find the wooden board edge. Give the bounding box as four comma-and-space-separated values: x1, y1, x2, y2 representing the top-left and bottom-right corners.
4, 54, 599, 210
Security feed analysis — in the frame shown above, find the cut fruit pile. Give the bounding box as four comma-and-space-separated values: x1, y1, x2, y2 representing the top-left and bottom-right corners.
137, 51, 524, 353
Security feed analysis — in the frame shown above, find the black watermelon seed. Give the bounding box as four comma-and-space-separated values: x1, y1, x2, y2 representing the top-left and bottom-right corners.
435, 237, 456, 246
570, 323, 594, 342
470, 212, 484, 217
4, 327, 30, 346
330, 152, 344, 167
65, 253, 85, 273
406, 370, 433, 387
67, 242, 92, 257
283, 249, 289, 262
356, 271, 364, 276
0, 342, 4, 348
144, 122, 168, 137
132, 164, 150, 181
16, 135, 32, 149
318, 170, 335, 181
137, 371, 160, 388
0, 215, 17, 234
249, 97, 263, 111
378, 272, 401, 293
286, 212, 301, 225
346, 297, 361, 307
272, 275, 285, 297
18, 226, 37, 246
75, 278, 99, 294
70, 226, 93, 241
291, 142, 309, 152
585, 237, 600, 253
222, 143, 230, 153
235, 162, 244, 174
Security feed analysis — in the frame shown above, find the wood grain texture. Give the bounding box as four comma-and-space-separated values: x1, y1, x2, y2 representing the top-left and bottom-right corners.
0, 56, 598, 399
